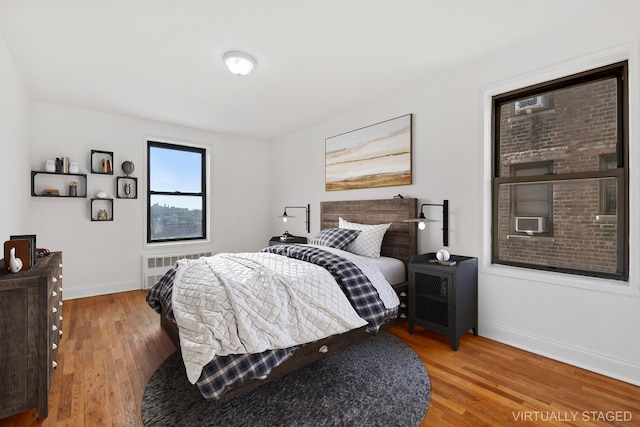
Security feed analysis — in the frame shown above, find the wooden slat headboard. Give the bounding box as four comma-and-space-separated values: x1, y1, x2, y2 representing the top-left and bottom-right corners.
320, 198, 418, 275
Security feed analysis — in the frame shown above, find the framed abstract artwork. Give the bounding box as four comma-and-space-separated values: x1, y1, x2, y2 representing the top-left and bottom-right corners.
325, 114, 412, 191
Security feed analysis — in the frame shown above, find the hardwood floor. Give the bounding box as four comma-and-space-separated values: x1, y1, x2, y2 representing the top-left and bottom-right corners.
1, 290, 637, 426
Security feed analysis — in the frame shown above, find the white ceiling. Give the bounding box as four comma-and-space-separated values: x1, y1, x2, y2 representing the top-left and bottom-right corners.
0, 1, 632, 141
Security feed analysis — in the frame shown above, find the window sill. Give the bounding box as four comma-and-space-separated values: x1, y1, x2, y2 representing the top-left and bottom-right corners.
481, 262, 637, 297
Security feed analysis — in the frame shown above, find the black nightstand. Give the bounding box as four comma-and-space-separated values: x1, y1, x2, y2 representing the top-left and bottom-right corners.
268, 235, 308, 246
408, 253, 478, 350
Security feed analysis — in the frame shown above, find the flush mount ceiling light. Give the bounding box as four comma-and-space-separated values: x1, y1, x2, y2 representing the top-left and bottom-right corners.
223, 51, 256, 76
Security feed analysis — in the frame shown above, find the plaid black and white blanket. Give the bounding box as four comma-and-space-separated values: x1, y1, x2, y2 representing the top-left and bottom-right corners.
146, 244, 397, 401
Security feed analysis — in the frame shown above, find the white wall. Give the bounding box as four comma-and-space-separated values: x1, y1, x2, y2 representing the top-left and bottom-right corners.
28, 101, 271, 299
269, 25, 640, 384
0, 34, 30, 242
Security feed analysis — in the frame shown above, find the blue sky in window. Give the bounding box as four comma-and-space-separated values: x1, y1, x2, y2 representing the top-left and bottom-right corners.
150, 146, 203, 210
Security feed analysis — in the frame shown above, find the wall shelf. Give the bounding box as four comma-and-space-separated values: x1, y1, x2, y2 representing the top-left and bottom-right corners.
90, 150, 114, 175
90, 198, 113, 221
116, 176, 137, 199
31, 171, 87, 198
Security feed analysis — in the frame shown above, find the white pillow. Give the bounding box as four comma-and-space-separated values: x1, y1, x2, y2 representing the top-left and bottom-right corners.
339, 217, 391, 258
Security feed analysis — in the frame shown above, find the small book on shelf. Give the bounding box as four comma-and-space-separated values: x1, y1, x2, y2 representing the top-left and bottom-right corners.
428, 258, 457, 266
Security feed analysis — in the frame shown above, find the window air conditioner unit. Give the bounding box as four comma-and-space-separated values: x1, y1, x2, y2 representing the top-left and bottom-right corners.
515, 96, 547, 115
515, 217, 545, 233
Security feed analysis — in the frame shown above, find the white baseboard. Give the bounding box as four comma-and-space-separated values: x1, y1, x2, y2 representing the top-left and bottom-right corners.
62, 280, 142, 300
479, 320, 640, 387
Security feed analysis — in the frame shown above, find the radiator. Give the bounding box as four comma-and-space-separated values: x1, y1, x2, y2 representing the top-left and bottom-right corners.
142, 251, 212, 289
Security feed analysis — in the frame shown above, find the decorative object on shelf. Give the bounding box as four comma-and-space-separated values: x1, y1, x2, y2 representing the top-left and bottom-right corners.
36, 248, 50, 258
325, 114, 412, 191
69, 161, 79, 174
54, 156, 70, 173
91, 198, 114, 221
277, 204, 311, 233
90, 150, 114, 175
4, 239, 30, 272
68, 182, 78, 197
8, 247, 23, 273
42, 189, 60, 196
404, 200, 449, 246
436, 249, 450, 262
95, 191, 108, 198
121, 160, 135, 176
45, 159, 55, 172
10, 234, 36, 268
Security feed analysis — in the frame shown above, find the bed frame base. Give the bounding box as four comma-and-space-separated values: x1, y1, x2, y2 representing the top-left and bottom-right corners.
161, 307, 377, 405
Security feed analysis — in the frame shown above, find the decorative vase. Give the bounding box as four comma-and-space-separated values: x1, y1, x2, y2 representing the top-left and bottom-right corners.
9, 247, 23, 273
45, 159, 56, 172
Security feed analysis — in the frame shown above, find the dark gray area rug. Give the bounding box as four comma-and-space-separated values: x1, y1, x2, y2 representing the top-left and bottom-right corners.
142, 332, 430, 427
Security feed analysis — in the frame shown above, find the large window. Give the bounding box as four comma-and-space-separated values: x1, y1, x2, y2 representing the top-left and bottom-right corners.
492, 62, 628, 280
147, 141, 207, 243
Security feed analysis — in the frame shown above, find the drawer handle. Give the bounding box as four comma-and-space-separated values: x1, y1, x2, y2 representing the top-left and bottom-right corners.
52, 361, 57, 368
59, 263, 63, 268
52, 307, 57, 313
52, 290, 58, 297
256, 374, 268, 380
400, 303, 407, 308
52, 343, 57, 350
59, 274, 63, 279
52, 277, 58, 282
400, 313, 407, 318
59, 287, 64, 292
400, 292, 407, 297
318, 345, 329, 354
59, 330, 63, 337
59, 301, 63, 306
59, 315, 63, 321
52, 325, 58, 331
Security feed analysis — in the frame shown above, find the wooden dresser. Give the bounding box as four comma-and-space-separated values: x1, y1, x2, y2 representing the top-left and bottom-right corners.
0, 251, 63, 420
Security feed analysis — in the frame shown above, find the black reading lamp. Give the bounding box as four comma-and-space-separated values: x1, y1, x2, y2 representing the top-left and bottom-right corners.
404, 200, 449, 246
277, 204, 311, 234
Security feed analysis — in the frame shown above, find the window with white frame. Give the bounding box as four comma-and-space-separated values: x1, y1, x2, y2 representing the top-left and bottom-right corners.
492, 61, 628, 280
147, 141, 207, 243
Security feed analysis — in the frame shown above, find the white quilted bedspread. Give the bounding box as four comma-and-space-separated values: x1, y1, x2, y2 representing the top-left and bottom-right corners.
172, 252, 368, 383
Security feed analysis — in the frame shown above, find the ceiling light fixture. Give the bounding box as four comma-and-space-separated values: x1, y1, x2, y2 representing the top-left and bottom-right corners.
223, 51, 256, 76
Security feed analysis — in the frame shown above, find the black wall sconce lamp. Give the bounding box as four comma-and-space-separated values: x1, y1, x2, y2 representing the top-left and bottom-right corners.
277, 204, 311, 233
404, 200, 449, 246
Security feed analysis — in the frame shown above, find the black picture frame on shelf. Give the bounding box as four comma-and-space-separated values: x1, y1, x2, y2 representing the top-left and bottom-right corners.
90, 150, 114, 175
116, 176, 138, 199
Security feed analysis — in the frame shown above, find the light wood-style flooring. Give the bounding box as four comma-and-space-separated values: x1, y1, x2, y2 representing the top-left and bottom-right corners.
1, 290, 637, 426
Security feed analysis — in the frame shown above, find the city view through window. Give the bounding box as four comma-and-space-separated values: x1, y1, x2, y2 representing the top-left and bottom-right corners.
147, 142, 206, 242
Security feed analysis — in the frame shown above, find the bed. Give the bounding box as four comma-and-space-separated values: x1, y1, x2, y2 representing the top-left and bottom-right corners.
146, 197, 417, 404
